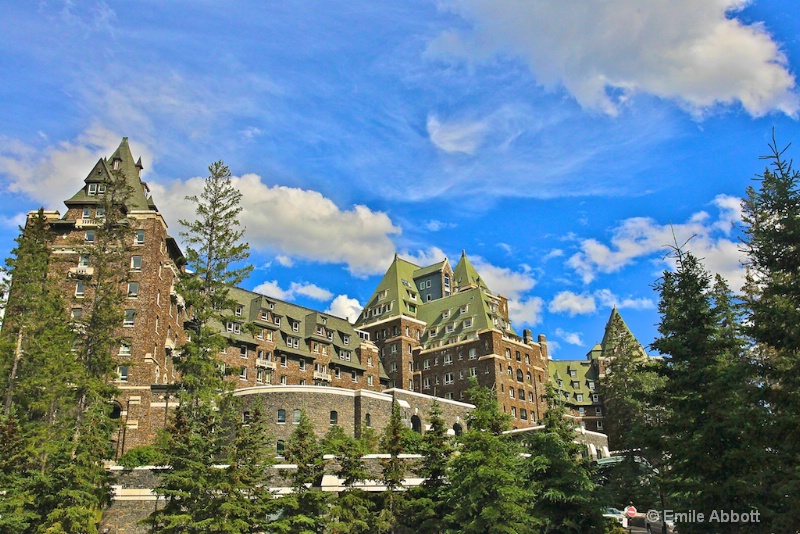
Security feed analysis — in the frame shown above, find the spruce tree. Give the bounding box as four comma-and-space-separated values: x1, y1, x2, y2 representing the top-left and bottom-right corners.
524, 388, 604, 533
650, 250, 764, 533
445, 380, 533, 534
740, 135, 800, 529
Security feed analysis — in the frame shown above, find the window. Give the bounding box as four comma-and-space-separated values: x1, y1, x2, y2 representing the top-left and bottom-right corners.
127, 281, 139, 297
516, 351, 521, 361
525, 354, 530, 364
235, 305, 243, 317
443, 309, 450, 319
529, 392, 534, 402
343, 334, 350, 345
70, 308, 82, 319
469, 367, 477, 377
274, 317, 281, 326
330, 411, 338, 425
446, 323, 454, 333
367, 375, 373, 386
351, 371, 357, 382
423, 359, 430, 370
256, 368, 266, 384
597, 421, 604, 430
299, 359, 306, 371
119, 342, 131, 356
444, 372, 454, 385
517, 369, 524, 382
569, 369, 577, 378
88, 183, 97, 195
592, 394, 600, 403
293, 409, 301, 424
276, 440, 286, 457
130, 255, 142, 270
335, 367, 341, 379
521, 408, 528, 420
257, 329, 264, 340
123, 309, 135, 326
460, 305, 468, 313
280, 375, 287, 385
226, 322, 241, 335
423, 377, 430, 390
390, 362, 397, 372
240, 346, 248, 358
239, 367, 247, 380
576, 394, 584, 402
588, 380, 595, 390
365, 413, 371, 427
280, 355, 287, 367
97, 183, 106, 194
511, 407, 517, 418
596, 407, 603, 415
463, 318, 473, 328
78, 255, 90, 267
117, 365, 129, 382
292, 321, 299, 332
85, 230, 95, 242
135, 230, 145, 245
579, 407, 585, 416
509, 388, 515, 398
95, 207, 105, 219
469, 348, 477, 359
507, 366, 513, 376
75, 280, 85, 297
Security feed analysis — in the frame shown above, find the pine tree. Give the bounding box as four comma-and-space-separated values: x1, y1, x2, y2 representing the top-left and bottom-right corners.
377, 398, 407, 532
177, 160, 252, 404
650, 250, 765, 533
399, 402, 453, 534
445, 380, 533, 534
271, 409, 329, 534
524, 388, 603, 533
740, 135, 800, 529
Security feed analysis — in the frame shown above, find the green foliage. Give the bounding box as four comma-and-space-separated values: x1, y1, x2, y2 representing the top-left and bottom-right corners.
177, 160, 252, 403
118, 445, 166, 469
524, 390, 604, 533
445, 380, 534, 534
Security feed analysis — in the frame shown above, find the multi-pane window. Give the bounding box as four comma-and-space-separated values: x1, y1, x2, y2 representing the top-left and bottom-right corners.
235, 305, 243, 317
123, 309, 135, 326
239, 367, 247, 380
95, 207, 105, 219
135, 230, 145, 245
351, 371, 357, 382
78, 255, 90, 267
117, 365, 129, 382
240, 346, 248, 358
444, 372, 454, 385
330, 411, 338, 425
75, 280, 85, 297
85, 230, 95, 242
423, 377, 431, 389
130, 255, 142, 270
293, 409, 301, 424
119, 342, 131, 356
277, 409, 286, 423
226, 322, 242, 334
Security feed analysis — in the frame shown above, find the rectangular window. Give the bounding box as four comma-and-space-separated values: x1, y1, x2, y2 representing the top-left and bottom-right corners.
239, 367, 247, 380
292, 321, 299, 332
299, 359, 306, 371
88, 183, 97, 195
444, 372, 454, 385
226, 322, 241, 335
343, 334, 350, 345
117, 365, 129, 382
135, 230, 145, 245
588, 381, 595, 390
351, 371, 357, 382
75, 280, 85, 297
469, 348, 477, 359
367, 375, 373, 386
85, 230, 95, 242
579, 407, 585, 416
446, 324, 454, 333
127, 281, 139, 297
597, 421, 604, 430
130, 255, 142, 270
240, 346, 248, 358
463, 318, 473, 328
469, 367, 477, 377
123, 309, 135, 326
444, 354, 453, 365
119, 342, 131, 356
257, 329, 264, 340
95, 207, 105, 219
235, 305, 243, 317
391, 362, 398, 372
78, 255, 90, 267
596, 407, 603, 415
71, 308, 82, 319
423, 377, 430, 390
280, 375, 287, 385
97, 184, 106, 194
281, 356, 287, 367
592, 394, 600, 402
576, 394, 584, 402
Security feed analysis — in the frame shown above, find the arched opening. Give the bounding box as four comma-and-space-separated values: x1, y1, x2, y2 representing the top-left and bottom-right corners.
411, 414, 422, 433
276, 440, 285, 457
365, 413, 371, 427
277, 409, 286, 423
330, 410, 338, 425
109, 401, 122, 420
453, 423, 463, 436
293, 408, 302, 424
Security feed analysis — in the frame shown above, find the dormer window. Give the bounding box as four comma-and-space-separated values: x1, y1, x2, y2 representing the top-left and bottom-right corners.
235, 305, 243, 317
87, 183, 97, 195
97, 184, 106, 195
113, 159, 120, 170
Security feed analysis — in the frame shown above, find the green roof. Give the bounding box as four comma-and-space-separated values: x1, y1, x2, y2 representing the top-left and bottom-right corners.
548, 359, 598, 406
413, 259, 448, 279
453, 250, 489, 292
64, 137, 154, 213
355, 254, 421, 325
416, 286, 491, 349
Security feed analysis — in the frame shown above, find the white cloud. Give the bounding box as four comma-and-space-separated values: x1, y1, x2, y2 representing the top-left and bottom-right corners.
549, 289, 654, 316
0, 126, 137, 208
555, 328, 584, 346
431, 0, 798, 117
151, 174, 401, 276
251, 280, 333, 302
275, 255, 294, 267
549, 291, 597, 316
427, 114, 487, 154
566, 196, 746, 289
401, 247, 449, 268
542, 249, 564, 261
325, 295, 364, 322
508, 296, 545, 328
424, 220, 456, 232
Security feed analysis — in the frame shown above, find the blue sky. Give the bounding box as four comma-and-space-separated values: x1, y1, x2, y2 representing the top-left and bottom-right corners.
2, 0, 799, 359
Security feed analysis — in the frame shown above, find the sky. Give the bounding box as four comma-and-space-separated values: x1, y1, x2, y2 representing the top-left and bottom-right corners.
1, 0, 799, 360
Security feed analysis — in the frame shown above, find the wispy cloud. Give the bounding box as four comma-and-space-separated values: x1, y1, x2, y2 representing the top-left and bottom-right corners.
555, 328, 584, 346
430, 0, 798, 117
252, 280, 334, 302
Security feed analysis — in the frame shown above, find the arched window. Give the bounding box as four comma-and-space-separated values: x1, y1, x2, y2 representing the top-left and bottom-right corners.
293, 409, 302, 424
526, 372, 532, 383
277, 440, 285, 457
365, 413, 371, 427
505, 348, 511, 359
277, 409, 286, 423
411, 415, 422, 434
453, 423, 463, 436
509, 388, 515, 398
109, 402, 122, 420
330, 410, 338, 425
507, 366, 513, 376
516, 369, 524, 382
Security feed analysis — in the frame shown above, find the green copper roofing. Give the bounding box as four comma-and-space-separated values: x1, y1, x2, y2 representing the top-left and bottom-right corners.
413, 259, 448, 279
64, 137, 153, 213
453, 250, 489, 292
416, 286, 492, 349
355, 254, 421, 325
548, 359, 598, 406
596, 307, 647, 359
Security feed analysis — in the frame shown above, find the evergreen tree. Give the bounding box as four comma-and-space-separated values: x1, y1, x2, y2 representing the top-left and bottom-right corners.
524, 388, 604, 533
271, 409, 329, 534
650, 250, 764, 533
399, 402, 453, 534
445, 381, 533, 534
0, 412, 36, 532
377, 399, 407, 532
177, 160, 252, 404
740, 135, 800, 529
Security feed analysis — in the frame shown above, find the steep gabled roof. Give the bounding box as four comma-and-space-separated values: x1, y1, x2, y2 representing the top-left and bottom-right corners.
597, 307, 647, 359
355, 254, 421, 325
416, 286, 492, 349
413, 259, 448, 279
453, 250, 489, 292
64, 137, 153, 212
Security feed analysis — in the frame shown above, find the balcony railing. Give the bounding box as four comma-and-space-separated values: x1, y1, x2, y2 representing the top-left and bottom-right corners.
313, 371, 332, 381
69, 266, 94, 277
